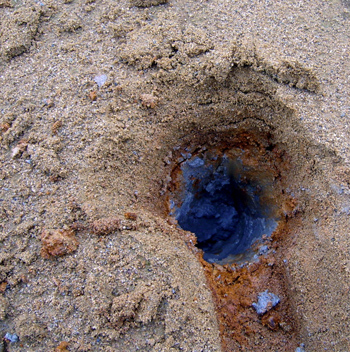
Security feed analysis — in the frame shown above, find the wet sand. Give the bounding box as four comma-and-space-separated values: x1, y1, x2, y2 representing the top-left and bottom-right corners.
1, 0, 350, 351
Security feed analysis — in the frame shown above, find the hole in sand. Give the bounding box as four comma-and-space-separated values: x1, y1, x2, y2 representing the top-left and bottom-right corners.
161, 123, 300, 350
168, 129, 285, 264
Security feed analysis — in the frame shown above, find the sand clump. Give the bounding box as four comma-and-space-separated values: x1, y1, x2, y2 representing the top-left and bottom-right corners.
1, 0, 350, 351
40, 229, 79, 259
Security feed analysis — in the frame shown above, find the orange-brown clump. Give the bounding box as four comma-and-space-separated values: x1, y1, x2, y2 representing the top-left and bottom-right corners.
124, 212, 137, 221
0, 281, 7, 293
40, 229, 79, 259
89, 91, 97, 101
55, 341, 69, 352
52, 120, 63, 135
91, 217, 121, 235
11, 138, 28, 158
0, 122, 10, 133
262, 312, 281, 330
140, 93, 158, 108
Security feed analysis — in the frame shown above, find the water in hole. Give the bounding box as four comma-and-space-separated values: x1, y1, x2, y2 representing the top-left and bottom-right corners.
170, 151, 278, 264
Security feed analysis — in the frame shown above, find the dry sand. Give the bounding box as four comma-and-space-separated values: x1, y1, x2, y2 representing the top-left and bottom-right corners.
0, 0, 350, 351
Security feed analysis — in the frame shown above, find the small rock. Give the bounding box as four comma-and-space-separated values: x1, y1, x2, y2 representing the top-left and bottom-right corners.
0, 1, 13, 8
51, 120, 63, 135
91, 218, 121, 235
295, 344, 305, 352
4, 332, 19, 343
261, 312, 280, 330
89, 91, 97, 101
55, 341, 69, 352
146, 338, 155, 346
258, 245, 269, 255
11, 139, 28, 158
0, 296, 8, 320
124, 212, 137, 221
43, 99, 54, 108
0, 281, 8, 293
140, 93, 159, 108
252, 290, 280, 315
130, 0, 168, 7
187, 157, 205, 168
40, 229, 79, 259
0, 122, 10, 133
94, 74, 108, 88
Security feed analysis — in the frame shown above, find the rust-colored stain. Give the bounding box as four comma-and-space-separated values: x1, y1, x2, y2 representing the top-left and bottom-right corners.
163, 126, 301, 350
198, 221, 299, 351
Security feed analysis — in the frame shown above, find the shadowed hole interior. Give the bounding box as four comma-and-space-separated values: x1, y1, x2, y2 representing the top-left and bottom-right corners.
169, 139, 282, 264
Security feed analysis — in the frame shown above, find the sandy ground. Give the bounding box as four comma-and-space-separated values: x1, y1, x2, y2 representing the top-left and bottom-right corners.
0, 0, 350, 351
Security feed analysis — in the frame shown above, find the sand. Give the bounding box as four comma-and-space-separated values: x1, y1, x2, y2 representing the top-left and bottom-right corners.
0, 0, 349, 351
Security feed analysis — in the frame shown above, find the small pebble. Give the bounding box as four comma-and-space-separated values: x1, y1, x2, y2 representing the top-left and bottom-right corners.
124, 212, 137, 221
140, 93, 158, 108
187, 157, 205, 168
295, 345, 305, 352
4, 332, 19, 343
94, 74, 108, 88
181, 152, 192, 159
252, 290, 280, 315
89, 91, 97, 101
258, 245, 269, 255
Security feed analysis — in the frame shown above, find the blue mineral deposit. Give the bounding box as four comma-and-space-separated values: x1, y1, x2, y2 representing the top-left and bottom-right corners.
94, 74, 108, 88
4, 332, 19, 343
172, 153, 278, 264
252, 290, 280, 315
